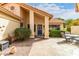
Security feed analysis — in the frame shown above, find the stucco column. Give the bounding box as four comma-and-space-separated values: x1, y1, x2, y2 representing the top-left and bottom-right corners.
29, 10, 34, 38
44, 16, 49, 38
60, 24, 64, 31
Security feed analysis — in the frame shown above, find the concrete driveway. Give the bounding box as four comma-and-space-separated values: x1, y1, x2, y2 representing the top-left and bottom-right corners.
29, 38, 79, 56
9, 39, 34, 56
5, 38, 79, 56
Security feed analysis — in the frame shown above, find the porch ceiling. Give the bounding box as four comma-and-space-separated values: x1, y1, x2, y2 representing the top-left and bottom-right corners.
34, 12, 44, 19
21, 7, 45, 21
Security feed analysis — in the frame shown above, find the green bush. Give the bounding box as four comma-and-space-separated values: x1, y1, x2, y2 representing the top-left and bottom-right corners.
14, 28, 31, 41
49, 29, 62, 37
67, 27, 71, 32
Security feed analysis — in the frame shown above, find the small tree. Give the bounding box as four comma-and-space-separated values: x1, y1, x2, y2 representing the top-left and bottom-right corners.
65, 18, 79, 32
65, 19, 73, 32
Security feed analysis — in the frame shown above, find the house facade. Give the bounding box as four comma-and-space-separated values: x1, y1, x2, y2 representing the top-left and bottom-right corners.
0, 3, 53, 40
49, 18, 64, 31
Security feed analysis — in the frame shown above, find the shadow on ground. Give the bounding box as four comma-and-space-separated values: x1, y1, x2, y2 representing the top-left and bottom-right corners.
57, 40, 72, 44
8, 38, 48, 56
34, 38, 48, 42
57, 39, 79, 48
72, 42, 79, 48
8, 39, 35, 56
11, 39, 34, 47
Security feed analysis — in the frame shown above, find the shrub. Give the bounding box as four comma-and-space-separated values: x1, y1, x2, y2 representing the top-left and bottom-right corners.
67, 27, 71, 32
49, 29, 62, 37
14, 28, 31, 41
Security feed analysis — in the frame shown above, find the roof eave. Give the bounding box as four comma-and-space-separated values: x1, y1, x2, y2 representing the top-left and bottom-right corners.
0, 7, 21, 21
18, 3, 53, 18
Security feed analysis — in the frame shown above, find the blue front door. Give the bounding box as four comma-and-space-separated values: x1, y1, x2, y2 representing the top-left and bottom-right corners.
37, 25, 42, 36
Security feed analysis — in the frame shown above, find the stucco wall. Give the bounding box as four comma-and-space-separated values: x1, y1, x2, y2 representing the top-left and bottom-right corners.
34, 14, 44, 25
34, 14, 45, 36
71, 26, 79, 35
0, 18, 9, 40
0, 12, 19, 22
20, 8, 29, 26
21, 11, 45, 36
3, 20, 20, 39
2, 3, 21, 17
60, 24, 64, 31
0, 12, 20, 40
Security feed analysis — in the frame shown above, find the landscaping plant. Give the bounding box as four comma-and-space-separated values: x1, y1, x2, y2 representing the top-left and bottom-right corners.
49, 29, 62, 37
14, 27, 31, 41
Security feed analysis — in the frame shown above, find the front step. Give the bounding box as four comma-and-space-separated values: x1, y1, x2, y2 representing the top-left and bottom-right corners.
35, 35, 44, 39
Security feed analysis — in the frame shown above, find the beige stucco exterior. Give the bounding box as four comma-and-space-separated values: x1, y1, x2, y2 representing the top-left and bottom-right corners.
2, 3, 21, 17
34, 13, 45, 36
0, 11, 20, 40
3, 20, 20, 39
71, 26, 79, 35
60, 24, 64, 31
17, 7, 48, 38
0, 3, 65, 39
49, 19, 64, 31
45, 16, 49, 38
19, 4, 50, 38
0, 3, 53, 39
29, 10, 34, 38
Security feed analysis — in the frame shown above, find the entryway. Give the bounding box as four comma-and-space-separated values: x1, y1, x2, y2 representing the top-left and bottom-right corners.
37, 25, 43, 37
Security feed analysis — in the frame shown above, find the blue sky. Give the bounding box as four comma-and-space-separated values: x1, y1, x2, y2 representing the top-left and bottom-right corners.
28, 3, 79, 20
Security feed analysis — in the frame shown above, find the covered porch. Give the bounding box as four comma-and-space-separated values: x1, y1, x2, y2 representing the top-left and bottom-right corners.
20, 5, 52, 38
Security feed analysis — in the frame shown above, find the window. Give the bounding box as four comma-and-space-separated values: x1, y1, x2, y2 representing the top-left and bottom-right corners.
34, 24, 36, 32
20, 23, 23, 27
27, 24, 36, 32
38, 25, 42, 30
27, 24, 30, 29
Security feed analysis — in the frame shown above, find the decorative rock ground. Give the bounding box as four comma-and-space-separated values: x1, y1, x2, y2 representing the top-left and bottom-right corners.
0, 46, 16, 56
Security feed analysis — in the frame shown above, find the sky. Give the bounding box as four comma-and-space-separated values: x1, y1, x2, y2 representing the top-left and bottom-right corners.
28, 3, 79, 20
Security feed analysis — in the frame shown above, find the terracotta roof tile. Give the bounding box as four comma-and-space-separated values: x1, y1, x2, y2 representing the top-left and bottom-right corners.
49, 18, 64, 25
